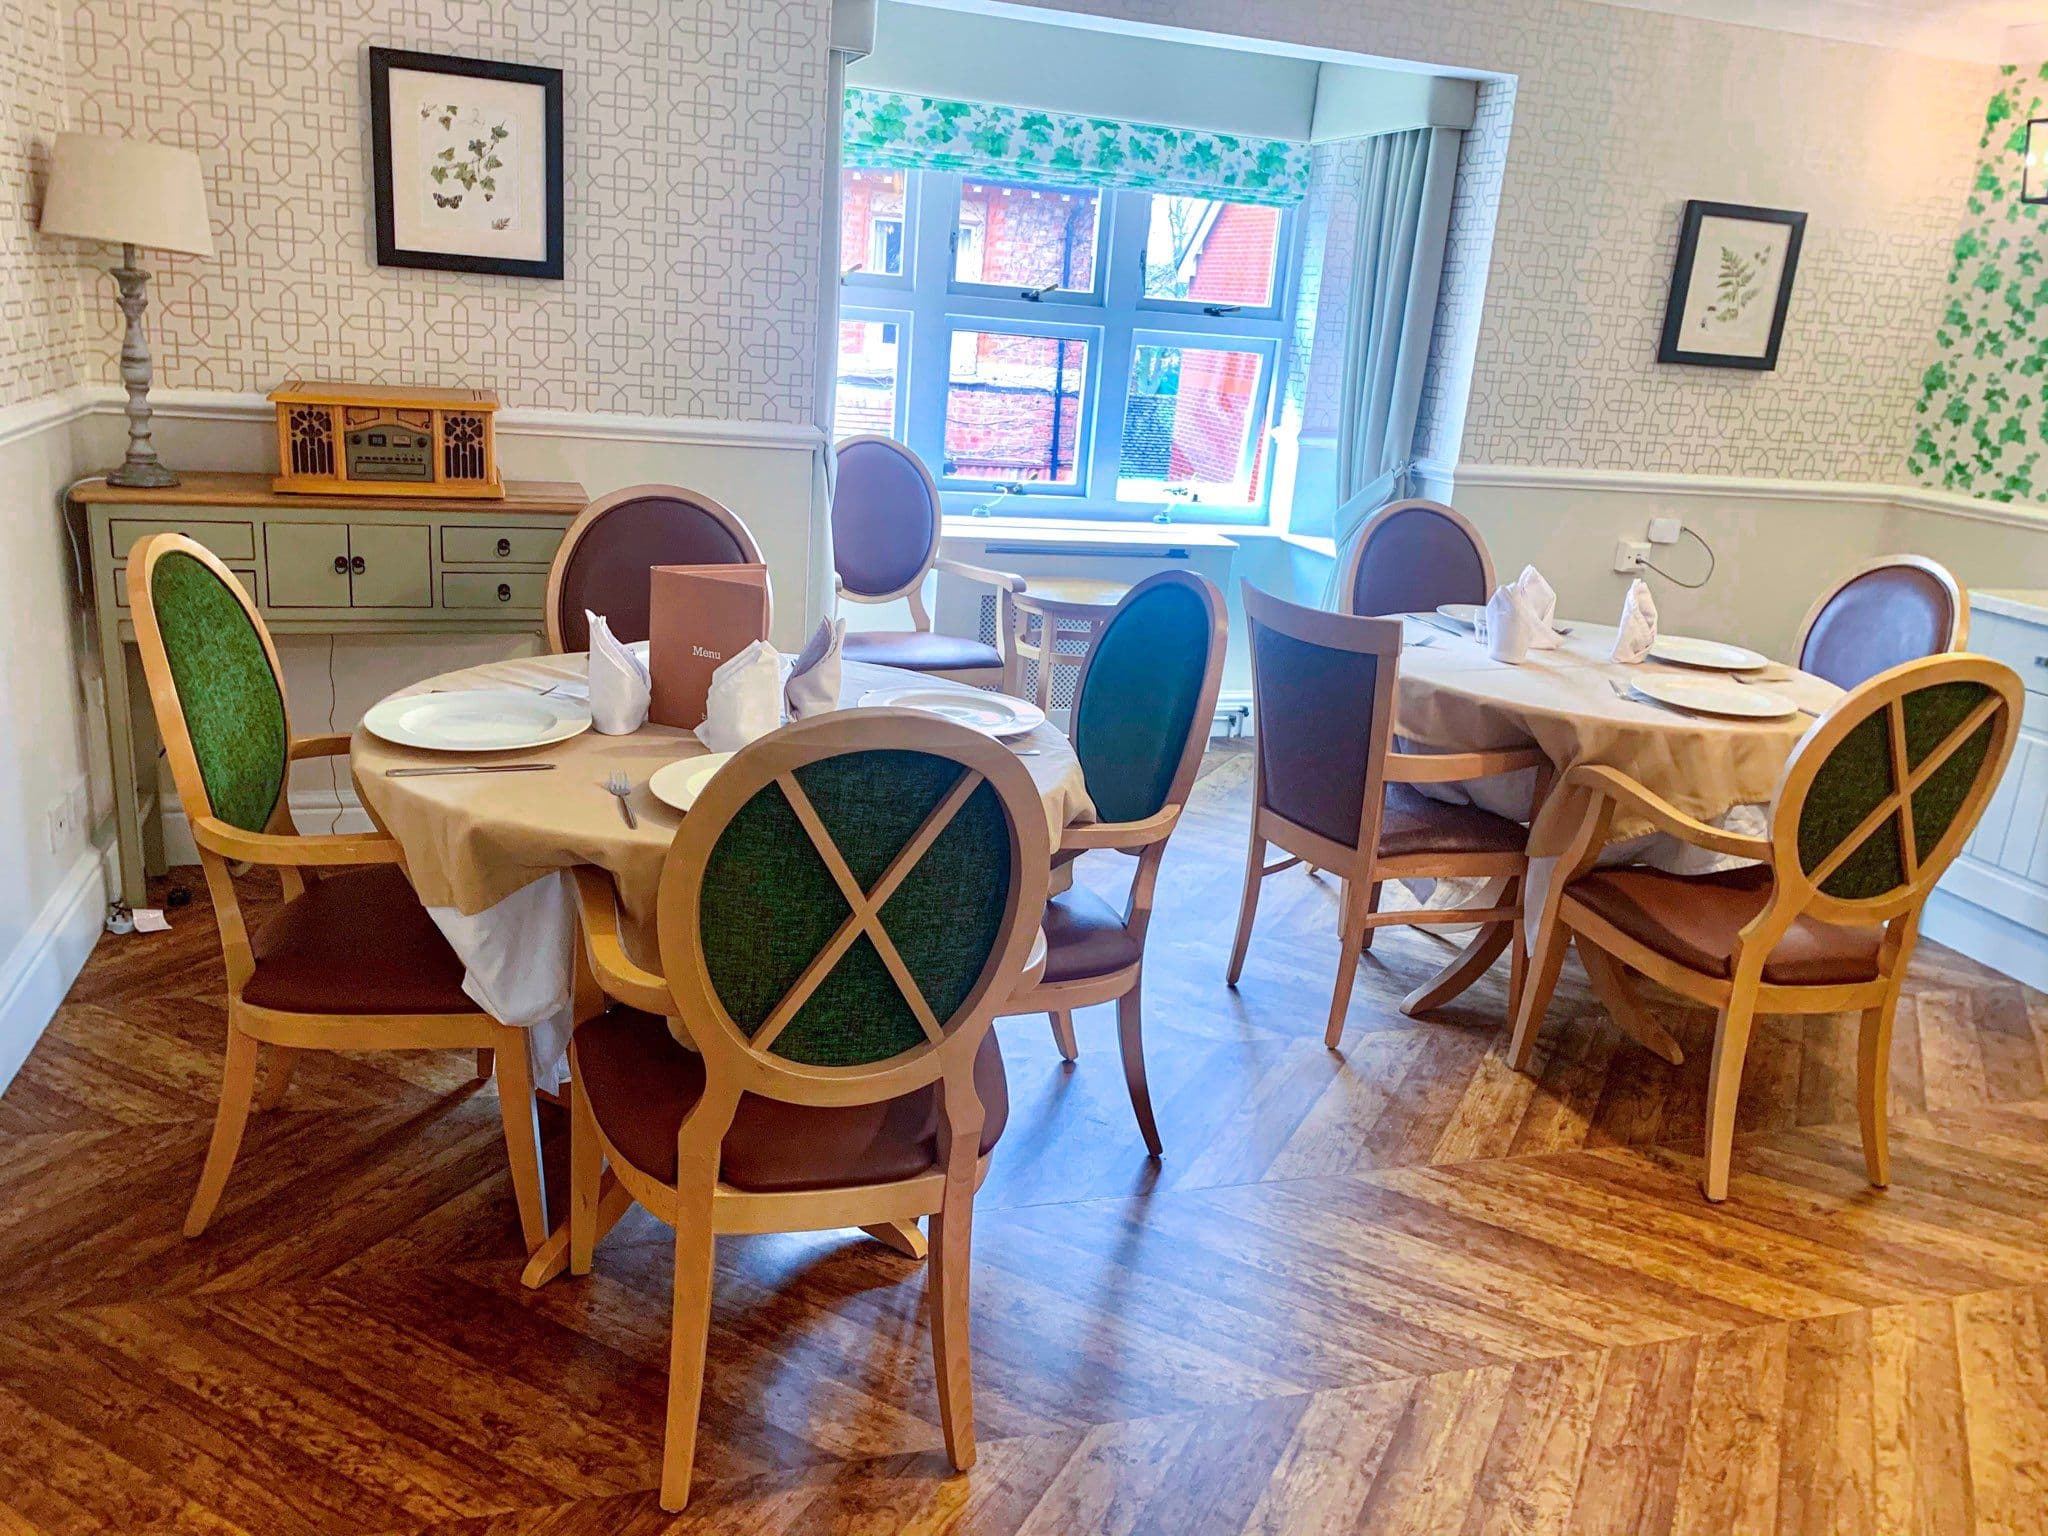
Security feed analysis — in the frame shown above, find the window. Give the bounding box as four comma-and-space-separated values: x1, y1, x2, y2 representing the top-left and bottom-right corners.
833, 169, 1297, 522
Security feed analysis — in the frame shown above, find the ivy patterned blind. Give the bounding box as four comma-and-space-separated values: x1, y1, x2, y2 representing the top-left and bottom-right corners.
842, 88, 1312, 207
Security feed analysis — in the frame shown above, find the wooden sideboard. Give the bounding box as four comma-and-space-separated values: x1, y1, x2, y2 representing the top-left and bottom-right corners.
69, 471, 588, 909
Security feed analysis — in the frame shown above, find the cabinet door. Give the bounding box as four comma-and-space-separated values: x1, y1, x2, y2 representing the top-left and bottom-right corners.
264, 522, 352, 608
348, 524, 432, 608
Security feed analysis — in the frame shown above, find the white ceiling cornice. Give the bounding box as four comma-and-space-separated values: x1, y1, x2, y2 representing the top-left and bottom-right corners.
1572, 0, 2047, 65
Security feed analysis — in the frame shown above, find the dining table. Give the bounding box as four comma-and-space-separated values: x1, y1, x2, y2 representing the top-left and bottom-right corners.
351, 651, 1096, 1089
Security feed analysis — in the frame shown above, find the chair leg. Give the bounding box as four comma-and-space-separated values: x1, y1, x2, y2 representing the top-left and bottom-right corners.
569, 1065, 602, 1276
1702, 995, 1759, 1203
491, 1028, 550, 1256
928, 1194, 977, 1471
254, 1045, 298, 1111
1325, 880, 1373, 1050
1225, 835, 1266, 986
659, 1193, 718, 1512
185, 1024, 261, 1237
1117, 987, 1162, 1157
475, 1047, 495, 1081
1857, 999, 1897, 1188
1506, 909, 1572, 1073
1048, 1010, 1079, 1063
1401, 921, 1513, 1018
1358, 880, 1382, 951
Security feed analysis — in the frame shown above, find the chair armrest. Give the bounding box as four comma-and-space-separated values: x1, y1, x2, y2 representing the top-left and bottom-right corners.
289, 733, 355, 761
570, 866, 676, 1016
192, 816, 403, 868
1385, 746, 1547, 784
935, 556, 1025, 595
1564, 764, 1772, 861
1058, 806, 1179, 852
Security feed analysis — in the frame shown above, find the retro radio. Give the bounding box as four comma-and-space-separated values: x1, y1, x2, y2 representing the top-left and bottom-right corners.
269, 382, 503, 498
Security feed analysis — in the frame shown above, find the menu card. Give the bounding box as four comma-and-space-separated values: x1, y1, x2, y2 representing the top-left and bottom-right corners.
647, 563, 771, 727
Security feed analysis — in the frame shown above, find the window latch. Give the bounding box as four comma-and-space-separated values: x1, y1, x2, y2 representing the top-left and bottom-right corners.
1020, 282, 1058, 302
1202, 303, 1242, 317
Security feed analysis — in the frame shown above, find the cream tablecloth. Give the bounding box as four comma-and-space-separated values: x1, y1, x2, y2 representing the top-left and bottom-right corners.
352, 653, 1095, 1086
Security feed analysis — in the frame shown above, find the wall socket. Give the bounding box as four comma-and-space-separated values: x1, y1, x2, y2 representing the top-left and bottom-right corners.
44, 776, 91, 856
1613, 539, 1650, 572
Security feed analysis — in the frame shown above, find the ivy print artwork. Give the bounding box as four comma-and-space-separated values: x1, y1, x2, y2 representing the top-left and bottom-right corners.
1908, 61, 2048, 505
418, 102, 515, 229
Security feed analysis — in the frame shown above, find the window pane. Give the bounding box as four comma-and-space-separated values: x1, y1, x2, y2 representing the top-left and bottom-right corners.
1142, 196, 1282, 308
840, 169, 907, 278
1118, 343, 1265, 504
833, 318, 901, 438
954, 180, 1099, 292
943, 329, 1090, 486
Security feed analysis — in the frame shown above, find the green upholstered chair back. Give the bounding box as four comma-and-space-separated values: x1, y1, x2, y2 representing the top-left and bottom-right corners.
1776, 654, 2020, 920
1069, 572, 1224, 826
142, 545, 290, 835
656, 712, 1050, 1102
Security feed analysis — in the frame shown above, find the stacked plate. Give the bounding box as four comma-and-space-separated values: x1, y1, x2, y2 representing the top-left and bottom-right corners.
1633, 636, 1796, 718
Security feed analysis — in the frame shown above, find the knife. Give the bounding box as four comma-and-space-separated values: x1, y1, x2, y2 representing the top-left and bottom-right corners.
386, 763, 560, 777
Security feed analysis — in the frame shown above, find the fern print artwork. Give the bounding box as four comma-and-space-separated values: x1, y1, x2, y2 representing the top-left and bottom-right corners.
1658, 202, 1805, 369
1699, 243, 1774, 330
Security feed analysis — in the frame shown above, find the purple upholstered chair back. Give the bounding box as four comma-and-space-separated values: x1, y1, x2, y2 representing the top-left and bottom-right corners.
833, 436, 942, 602
1797, 558, 1967, 691
547, 486, 762, 652
1340, 499, 1494, 618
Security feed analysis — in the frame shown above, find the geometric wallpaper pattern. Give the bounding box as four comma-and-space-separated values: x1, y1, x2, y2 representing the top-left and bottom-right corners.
0, 0, 83, 408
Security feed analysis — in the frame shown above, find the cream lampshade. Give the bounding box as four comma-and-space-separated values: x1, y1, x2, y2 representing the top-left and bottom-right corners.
40, 132, 215, 486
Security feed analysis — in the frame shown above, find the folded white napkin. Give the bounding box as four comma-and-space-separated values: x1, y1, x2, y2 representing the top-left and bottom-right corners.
585, 611, 651, 734
1611, 578, 1660, 664
1483, 584, 1536, 664
698, 639, 784, 753
1511, 566, 1564, 649
784, 616, 844, 721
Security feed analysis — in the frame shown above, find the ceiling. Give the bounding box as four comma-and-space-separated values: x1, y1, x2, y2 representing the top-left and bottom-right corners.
1578, 0, 2048, 63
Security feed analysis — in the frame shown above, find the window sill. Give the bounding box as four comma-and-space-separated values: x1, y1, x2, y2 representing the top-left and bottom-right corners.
939, 516, 1243, 549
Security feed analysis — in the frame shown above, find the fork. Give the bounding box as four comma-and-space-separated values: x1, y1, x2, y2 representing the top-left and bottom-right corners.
605, 770, 638, 829
1607, 677, 1690, 717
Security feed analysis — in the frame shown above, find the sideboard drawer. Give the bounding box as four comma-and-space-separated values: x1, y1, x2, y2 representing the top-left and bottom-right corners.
110, 517, 256, 562
443, 572, 548, 610
442, 525, 564, 566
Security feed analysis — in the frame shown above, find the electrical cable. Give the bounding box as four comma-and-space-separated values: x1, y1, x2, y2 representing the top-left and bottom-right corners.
1640, 525, 1716, 590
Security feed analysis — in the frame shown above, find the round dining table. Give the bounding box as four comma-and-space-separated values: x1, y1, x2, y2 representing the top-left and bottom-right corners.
351, 650, 1096, 1089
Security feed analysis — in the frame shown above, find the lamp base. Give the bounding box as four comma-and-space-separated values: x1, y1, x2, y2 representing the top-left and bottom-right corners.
105, 460, 181, 489
109, 250, 180, 491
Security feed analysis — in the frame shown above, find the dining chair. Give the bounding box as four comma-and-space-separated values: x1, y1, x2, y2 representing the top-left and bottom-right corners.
1506, 653, 2021, 1202
1795, 554, 1969, 690
998, 570, 1225, 1154
832, 435, 1022, 684
126, 534, 547, 1249
1228, 584, 1549, 1048
544, 483, 768, 652
555, 709, 1050, 1510
1338, 497, 1496, 618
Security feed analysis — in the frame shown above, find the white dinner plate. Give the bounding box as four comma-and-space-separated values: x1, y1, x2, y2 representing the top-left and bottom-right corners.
363, 689, 592, 753
1631, 675, 1798, 719
1648, 635, 1770, 672
648, 753, 733, 813
859, 685, 1046, 739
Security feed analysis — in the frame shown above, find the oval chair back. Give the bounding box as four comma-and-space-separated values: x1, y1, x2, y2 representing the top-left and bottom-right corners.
545, 484, 766, 652
833, 435, 943, 609
1338, 498, 1494, 618
1795, 555, 1968, 691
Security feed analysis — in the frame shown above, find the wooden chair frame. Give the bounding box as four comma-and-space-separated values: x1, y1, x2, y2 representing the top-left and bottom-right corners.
831, 435, 1023, 686
542, 482, 770, 652
539, 709, 1050, 1510
126, 534, 547, 1249
1336, 497, 1496, 617
997, 571, 1227, 1155
1228, 583, 1549, 1049
1793, 553, 1969, 673
1507, 653, 2023, 1201
1002, 587, 1122, 714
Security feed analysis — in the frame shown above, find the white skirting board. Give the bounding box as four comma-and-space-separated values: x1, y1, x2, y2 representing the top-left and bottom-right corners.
0, 843, 117, 1094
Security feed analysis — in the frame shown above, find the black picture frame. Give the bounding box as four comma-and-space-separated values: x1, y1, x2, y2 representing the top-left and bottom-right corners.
369, 47, 564, 280
1656, 200, 1805, 371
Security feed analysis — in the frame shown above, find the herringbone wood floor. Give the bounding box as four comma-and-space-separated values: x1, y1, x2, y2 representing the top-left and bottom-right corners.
4, 748, 2046, 1534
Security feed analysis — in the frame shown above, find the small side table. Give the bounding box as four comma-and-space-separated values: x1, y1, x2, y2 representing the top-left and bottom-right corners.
1007, 576, 1129, 716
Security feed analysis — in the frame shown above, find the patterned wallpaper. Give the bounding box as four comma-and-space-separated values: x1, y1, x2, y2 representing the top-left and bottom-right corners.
56, 0, 829, 420
0, 0, 82, 408
1909, 62, 2048, 504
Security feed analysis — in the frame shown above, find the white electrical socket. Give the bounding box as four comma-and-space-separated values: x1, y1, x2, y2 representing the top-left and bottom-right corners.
1613, 539, 1650, 573
1647, 516, 1682, 545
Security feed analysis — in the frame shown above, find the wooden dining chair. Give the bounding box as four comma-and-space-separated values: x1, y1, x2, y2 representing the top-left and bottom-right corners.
1507, 653, 2022, 1201
552, 709, 1050, 1510
1228, 584, 1548, 1048
1795, 554, 1968, 690
832, 435, 1022, 684
1338, 497, 1495, 617
544, 483, 768, 652
126, 534, 547, 1249
997, 570, 1226, 1154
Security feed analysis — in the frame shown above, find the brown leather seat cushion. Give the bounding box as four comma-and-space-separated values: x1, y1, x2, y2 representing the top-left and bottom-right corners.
842, 630, 1004, 674
243, 865, 473, 1014
1378, 783, 1528, 858
1571, 866, 1884, 987
574, 1005, 1009, 1189
1040, 887, 1142, 983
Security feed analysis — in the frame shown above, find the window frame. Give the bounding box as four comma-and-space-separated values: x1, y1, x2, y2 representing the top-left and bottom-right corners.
1114, 328, 1280, 511
839, 167, 921, 291
832, 304, 913, 442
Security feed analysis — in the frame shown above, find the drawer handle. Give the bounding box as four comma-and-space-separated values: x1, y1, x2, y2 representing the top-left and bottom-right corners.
333, 554, 348, 575
2035, 657, 2048, 670
497, 582, 512, 603
496, 537, 511, 558
350, 555, 366, 575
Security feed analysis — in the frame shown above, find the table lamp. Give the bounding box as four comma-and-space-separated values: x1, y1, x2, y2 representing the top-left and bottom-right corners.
39, 132, 215, 488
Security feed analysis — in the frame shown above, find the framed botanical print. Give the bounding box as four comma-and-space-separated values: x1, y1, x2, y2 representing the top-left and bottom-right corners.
1657, 201, 1805, 370
369, 47, 564, 279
